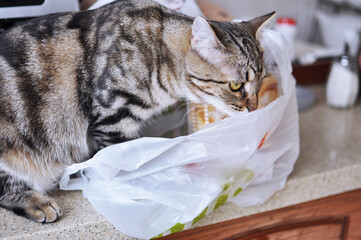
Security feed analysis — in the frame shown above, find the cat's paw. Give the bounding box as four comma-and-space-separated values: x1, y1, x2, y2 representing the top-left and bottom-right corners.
25, 192, 63, 223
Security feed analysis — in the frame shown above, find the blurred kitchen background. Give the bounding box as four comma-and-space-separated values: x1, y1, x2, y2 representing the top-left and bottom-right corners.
1, 0, 360, 63
208, 0, 361, 87
0, 0, 360, 90
0, 0, 360, 135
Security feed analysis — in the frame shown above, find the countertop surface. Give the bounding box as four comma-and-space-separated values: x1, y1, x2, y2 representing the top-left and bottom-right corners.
1, 85, 361, 240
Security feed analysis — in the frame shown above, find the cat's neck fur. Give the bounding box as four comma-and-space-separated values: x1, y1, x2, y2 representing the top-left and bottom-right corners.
160, 22, 193, 100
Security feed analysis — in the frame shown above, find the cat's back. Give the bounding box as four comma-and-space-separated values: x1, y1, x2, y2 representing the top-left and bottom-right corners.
0, 0, 180, 70
0, 0, 171, 146
0, 10, 94, 149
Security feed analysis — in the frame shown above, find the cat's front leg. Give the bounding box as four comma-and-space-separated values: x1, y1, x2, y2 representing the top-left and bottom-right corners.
0, 170, 62, 223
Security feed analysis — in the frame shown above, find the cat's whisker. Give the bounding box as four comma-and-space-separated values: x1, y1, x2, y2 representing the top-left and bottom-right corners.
174, 101, 189, 112
180, 105, 207, 123
264, 54, 272, 64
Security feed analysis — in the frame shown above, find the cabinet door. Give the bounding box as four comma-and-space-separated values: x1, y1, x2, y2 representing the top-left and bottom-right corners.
161, 217, 348, 240
161, 189, 361, 240
234, 217, 348, 240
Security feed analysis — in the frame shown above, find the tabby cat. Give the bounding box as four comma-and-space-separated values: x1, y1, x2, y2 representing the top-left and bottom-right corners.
0, 0, 274, 222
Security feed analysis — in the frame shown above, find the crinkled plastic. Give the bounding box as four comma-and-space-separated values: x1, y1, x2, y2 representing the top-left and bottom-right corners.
59, 29, 299, 239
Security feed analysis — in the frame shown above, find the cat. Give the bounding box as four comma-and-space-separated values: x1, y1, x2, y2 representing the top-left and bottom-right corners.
0, 0, 274, 223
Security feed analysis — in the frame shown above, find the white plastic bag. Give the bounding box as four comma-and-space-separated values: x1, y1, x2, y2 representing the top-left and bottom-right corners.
60, 29, 299, 239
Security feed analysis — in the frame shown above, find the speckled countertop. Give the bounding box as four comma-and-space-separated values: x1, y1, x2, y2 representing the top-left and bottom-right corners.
1, 85, 361, 240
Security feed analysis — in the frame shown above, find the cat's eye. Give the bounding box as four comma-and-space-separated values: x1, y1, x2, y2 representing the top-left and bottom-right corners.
229, 81, 243, 91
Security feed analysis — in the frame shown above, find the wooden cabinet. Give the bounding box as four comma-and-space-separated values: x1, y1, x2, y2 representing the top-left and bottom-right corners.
161, 189, 361, 240
292, 59, 331, 85
232, 217, 349, 240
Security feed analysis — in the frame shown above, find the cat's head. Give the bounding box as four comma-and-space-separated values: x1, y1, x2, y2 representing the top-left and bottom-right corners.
184, 12, 275, 115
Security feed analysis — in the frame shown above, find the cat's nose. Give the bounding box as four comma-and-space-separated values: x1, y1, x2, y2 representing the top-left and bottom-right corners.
247, 106, 257, 112
246, 99, 258, 112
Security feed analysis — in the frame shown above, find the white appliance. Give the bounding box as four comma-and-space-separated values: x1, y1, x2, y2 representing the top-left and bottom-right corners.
0, 0, 79, 19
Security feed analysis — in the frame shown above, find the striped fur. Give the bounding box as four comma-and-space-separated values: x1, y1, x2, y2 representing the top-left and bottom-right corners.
0, 0, 273, 222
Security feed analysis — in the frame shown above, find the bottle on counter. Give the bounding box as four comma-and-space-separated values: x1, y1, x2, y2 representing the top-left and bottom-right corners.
326, 43, 359, 108
274, 17, 297, 61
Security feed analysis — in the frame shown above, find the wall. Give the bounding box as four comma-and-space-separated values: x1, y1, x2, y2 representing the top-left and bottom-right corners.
207, 0, 318, 41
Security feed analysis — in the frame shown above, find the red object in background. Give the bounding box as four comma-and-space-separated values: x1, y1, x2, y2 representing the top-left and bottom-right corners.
276, 17, 296, 26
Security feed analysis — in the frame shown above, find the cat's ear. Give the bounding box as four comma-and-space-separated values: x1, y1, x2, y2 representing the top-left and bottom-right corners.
191, 16, 226, 66
247, 11, 276, 39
